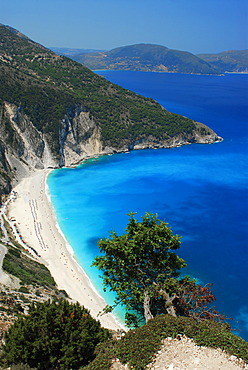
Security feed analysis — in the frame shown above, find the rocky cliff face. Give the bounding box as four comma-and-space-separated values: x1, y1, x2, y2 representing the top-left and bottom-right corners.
0, 100, 221, 197
59, 108, 103, 167
127, 123, 221, 151
0, 102, 103, 195
0, 102, 51, 195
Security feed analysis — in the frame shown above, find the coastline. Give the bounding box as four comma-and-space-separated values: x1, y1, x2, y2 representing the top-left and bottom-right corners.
7, 169, 125, 332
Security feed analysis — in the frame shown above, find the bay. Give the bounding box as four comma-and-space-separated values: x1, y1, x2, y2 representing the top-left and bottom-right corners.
48, 72, 248, 339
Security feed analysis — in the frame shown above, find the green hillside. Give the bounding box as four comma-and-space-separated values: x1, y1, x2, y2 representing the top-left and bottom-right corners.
70, 43, 220, 74
198, 49, 248, 72
0, 27, 198, 150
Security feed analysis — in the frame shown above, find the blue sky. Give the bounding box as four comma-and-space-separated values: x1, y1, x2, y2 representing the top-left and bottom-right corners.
1, 0, 247, 54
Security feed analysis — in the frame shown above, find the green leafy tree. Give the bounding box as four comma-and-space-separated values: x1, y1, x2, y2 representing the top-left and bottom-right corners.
4, 299, 110, 370
93, 212, 186, 326
93, 213, 226, 328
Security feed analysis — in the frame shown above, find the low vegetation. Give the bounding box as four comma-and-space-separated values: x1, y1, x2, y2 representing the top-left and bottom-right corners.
2, 307, 247, 370
3, 244, 55, 288
86, 315, 248, 370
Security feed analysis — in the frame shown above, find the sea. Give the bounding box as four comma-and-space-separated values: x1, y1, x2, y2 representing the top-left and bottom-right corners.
47, 71, 248, 340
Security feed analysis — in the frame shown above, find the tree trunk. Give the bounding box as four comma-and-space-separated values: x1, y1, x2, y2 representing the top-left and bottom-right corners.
152, 282, 177, 317
143, 291, 154, 323
159, 289, 177, 317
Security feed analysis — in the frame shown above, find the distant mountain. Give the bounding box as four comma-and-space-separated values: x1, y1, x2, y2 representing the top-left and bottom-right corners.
197, 50, 248, 73
70, 43, 220, 74
50, 47, 106, 56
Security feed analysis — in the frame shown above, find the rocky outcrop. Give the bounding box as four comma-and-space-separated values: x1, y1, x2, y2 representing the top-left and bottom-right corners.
0, 102, 106, 195
125, 121, 221, 151
0, 140, 12, 195
59, 108, 103, 167
0, 102, 54, 195
193, 121, 222, 144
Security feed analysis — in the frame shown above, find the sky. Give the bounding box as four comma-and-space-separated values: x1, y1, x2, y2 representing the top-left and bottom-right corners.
0, 0, 247, 54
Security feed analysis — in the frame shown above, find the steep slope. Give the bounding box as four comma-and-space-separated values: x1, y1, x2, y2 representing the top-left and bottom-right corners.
71, 43, 220, 74
0, 25, 221, 196
198, 50, 248, 73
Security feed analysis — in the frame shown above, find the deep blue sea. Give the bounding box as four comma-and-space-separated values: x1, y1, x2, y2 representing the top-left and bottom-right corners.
48, 72, 248, 340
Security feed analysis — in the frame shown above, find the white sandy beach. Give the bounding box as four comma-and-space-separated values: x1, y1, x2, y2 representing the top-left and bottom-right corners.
7, 169, 125, 331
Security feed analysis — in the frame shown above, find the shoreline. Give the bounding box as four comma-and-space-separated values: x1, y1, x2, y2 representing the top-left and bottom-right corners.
7, 169, 125, 332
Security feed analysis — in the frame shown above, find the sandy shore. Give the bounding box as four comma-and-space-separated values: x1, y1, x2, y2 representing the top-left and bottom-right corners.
7, 169, 125, 331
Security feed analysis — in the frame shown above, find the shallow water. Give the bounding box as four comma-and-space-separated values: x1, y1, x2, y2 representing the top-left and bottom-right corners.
48, 72, 248, 339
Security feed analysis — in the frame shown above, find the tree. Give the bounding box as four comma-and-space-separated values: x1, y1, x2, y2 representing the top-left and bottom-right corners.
92, 212, 186, 325
93, 212, 226, 328
4, 299, 110, 370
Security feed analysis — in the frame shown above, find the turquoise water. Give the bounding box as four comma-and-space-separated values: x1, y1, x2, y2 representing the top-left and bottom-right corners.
48, 72, 248, 339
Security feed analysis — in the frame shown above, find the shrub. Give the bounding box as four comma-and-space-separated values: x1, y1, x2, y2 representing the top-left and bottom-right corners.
4, 299, 110, 370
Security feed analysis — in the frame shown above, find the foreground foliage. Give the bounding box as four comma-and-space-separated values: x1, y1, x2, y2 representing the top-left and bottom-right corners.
4, 299, 109, 370
86, 315, 248, 370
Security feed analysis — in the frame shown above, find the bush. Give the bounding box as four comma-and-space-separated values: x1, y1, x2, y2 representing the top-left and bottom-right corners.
4, 299, 110, 370
84, 339, 118, 370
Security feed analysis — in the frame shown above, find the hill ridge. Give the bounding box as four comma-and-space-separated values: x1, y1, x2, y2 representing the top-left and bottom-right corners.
56, 42, 248, 74
69, 43, 220, 74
